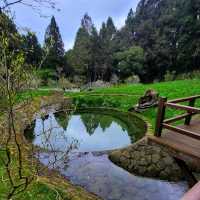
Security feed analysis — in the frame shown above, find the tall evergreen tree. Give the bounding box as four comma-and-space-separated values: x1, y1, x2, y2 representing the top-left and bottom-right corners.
106, 17, 116, 38
22, 32, 42, 68
71, 13, 100, 83
43, 16, 65, 77
125, 8, 135, 28
99, 17, 117, 81
115, 9, 136, 50
0, 11, 21, 51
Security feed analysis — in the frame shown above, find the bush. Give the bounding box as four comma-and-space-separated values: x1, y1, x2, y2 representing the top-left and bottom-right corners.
36, 69, 56, 85
164, 70, 176, 82
73, 75, 86, 87
110, 74, 119, 85
47, 79, 58, 88
27, 74, 42, 89
124, 75, 140, 84
58, 77, 74, 90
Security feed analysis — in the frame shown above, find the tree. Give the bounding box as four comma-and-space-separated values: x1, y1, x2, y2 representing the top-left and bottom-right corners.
114, 9, 136, 51
71, 13, 97, 83
106, 17, 116, 38
0, 0, 56, 12
99, 17, 117, 81
0, 11, 21, 52
114, 46, 144, 80
89, 26, 101, 82
43, 16, 65, 78
22, 32, 42, 68
125, 8, 135, 29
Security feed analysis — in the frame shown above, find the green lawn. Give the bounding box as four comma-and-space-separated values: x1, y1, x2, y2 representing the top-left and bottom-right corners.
12, 79, 200, 129
65, 79, 200, 126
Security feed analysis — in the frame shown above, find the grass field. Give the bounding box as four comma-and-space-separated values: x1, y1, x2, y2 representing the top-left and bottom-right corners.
14, 79, 200, 127
66, 79, 200, 126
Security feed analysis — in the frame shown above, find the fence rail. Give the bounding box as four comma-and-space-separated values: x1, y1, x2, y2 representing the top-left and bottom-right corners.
155, 95, 200, 140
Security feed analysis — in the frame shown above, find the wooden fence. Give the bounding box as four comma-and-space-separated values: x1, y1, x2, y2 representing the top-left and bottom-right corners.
155, 95, 200, 140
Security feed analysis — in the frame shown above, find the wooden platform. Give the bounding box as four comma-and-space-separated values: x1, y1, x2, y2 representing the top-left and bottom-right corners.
148, 119, 200, 162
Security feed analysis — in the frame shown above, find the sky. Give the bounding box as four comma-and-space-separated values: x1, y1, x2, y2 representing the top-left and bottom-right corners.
11, 0, 140, 50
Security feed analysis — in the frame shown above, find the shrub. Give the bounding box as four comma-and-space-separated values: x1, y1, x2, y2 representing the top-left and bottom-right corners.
27, 74, 42, 89
164, 70, 176, 81
58, 77, 74, 90
47, 79, 57, 88
110, 74, 119, 85
124, 75, 140, 84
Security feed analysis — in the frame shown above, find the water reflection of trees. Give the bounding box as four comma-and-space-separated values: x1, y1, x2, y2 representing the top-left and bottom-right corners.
24, 111, 137, 172
80, 113, 129, 135
53, 111, 131, 136
80, 114, 101, 135
25, 111, 79, 172
54, 111, 71, 131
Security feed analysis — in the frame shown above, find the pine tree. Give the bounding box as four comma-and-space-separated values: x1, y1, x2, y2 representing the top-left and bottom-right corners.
125, 9, 135, 28
22, 32, 42, 67
0, 11, 21, 51
43, 16, 65, 76
73, 27, 91, 77
114, 9, 136, 50
81, 13, 94, 35
98, 17, 117, 81
71, 13, 99, 83
106, 17, 116, 39
90, 26, 101, 82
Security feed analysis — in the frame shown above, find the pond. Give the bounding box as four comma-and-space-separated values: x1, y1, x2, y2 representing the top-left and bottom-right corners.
25, 110, 188, 200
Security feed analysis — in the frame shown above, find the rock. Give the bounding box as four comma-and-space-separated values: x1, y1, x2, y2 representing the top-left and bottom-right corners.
130, 89, 159, 112
163, 156, 174, 166
139, 158, 148, 166
147, 164, 159, 177
109, 139, 183, 181
122, 151, 131, 159
152, 154, 161, 164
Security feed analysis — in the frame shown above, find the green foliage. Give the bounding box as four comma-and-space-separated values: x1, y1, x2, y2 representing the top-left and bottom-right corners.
36, 69, 56, 85
0, 150, 69, 200
73, 14, 94, 76
164, 71, 176, 82
67, 79, 200, 126
0, 11, 20, 50
22, 31, 43, 68
132, 0, 200, 82
58, 77, 75, 90
114, 46, 144, 80
124, 75, 140, 84
43, 16, 65, 74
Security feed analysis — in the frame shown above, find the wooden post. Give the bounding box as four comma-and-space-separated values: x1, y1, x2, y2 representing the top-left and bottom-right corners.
154, 97, 167, 137
185, 98, 196, 125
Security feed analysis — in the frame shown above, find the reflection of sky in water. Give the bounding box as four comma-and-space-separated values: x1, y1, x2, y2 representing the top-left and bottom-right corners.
32, 112, 188, 200
33, 113, 131, 152
39, 152, 188, 200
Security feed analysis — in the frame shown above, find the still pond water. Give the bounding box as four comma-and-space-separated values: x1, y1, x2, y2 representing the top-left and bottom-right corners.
26, 111, 188, 200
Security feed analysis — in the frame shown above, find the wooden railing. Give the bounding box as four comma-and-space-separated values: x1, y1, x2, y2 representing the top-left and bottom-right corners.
155, 95, 200, 140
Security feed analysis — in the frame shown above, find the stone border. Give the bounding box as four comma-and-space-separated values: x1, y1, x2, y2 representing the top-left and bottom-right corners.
109, 137, 184, 181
